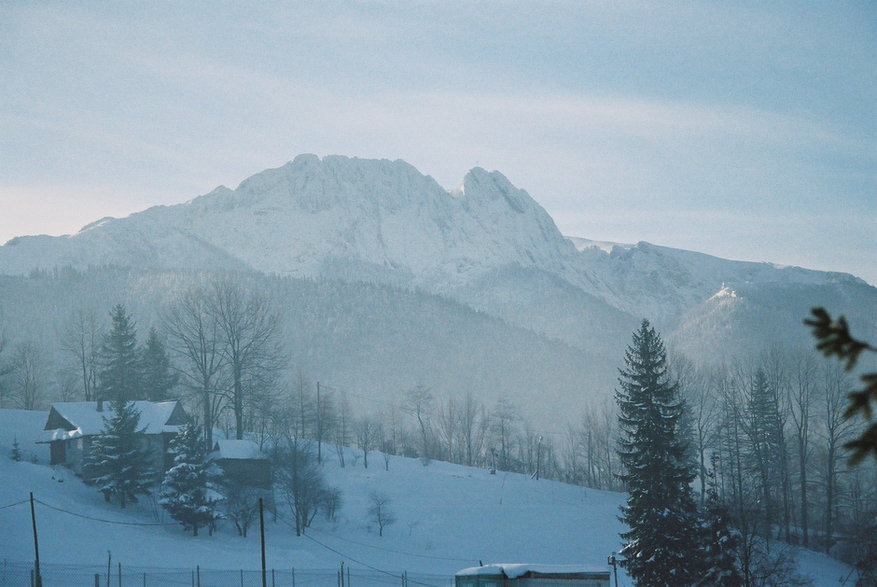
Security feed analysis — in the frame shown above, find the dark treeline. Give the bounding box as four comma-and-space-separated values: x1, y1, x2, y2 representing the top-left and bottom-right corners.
0, 266, 611, 425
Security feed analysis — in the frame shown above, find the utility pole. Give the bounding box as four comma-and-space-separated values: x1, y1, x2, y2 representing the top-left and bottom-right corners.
260, 498, 267, 587
536, 435, 543, 480
29, 493, 42, 587
317, 382, 322, 463
607, 553, 618, 587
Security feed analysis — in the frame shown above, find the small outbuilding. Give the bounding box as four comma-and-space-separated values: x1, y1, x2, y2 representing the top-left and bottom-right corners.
209, 439, 272, 489
455, 564, 610, 587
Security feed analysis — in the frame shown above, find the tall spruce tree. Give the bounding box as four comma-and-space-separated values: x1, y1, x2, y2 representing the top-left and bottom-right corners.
98, 305, 140, 403
139, 328, 178, 402
616, 320, 701, 585
744, 368, 784, 539
159, 423, 219, 536
85, 400, 154, 508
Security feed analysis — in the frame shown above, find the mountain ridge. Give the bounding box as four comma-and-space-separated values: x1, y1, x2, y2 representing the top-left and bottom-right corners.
1, 154, 873, 364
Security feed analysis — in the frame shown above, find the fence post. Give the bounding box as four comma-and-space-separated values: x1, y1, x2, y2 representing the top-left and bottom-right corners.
272, 569, 275, 587
95, 573, 100, 587
119, 561, 122, 587
196, 565, 200, 587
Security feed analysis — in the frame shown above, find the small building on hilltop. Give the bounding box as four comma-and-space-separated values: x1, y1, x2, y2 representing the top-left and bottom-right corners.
455, 564, 610, 587
209, 439, 272, 489
43, 400, 188, 478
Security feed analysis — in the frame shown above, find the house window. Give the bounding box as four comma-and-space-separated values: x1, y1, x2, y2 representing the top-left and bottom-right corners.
77, 438, 83, 450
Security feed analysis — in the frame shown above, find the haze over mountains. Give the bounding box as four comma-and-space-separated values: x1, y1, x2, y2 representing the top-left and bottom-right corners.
1, 155, 874, 424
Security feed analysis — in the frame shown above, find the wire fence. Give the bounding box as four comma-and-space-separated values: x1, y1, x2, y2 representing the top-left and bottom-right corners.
0, 560, 453, 587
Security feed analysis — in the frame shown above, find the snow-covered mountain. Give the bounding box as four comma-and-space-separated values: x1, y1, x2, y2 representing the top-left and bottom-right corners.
1, 154, 874, 382
0, 155, 577, 289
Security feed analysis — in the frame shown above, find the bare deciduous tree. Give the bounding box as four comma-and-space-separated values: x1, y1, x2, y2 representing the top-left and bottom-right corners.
403, 384, 434, 464
11, 340, 48, 410
0, 317, 11, 408
333, 390, 351, 467
788, 352, 817, 547
490, 397, 518, 472
458, 390, 487, 467
436, 395, 460, 463
819, 362, 855, 549
275, 439, 329, 536
61, 308, 102, 401
164, 287, 226, 450
354, 415, 378, 469
210, 280, 283, 441
367, 491, 396, 537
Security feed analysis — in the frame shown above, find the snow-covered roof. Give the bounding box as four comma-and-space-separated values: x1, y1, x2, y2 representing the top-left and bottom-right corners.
44, 401, 186, 441
210, 439, 267, 460
456, 564, 609, 578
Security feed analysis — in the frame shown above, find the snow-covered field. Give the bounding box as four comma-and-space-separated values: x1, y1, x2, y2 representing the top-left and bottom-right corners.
0, 409, 853, 586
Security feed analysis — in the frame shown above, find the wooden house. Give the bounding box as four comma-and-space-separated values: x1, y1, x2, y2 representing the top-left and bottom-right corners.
43, 400, 188, 479
455, 564, 610, 587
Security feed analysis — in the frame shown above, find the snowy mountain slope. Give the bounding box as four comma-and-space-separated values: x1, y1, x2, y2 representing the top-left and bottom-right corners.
0, 215, 251, 275
0, 410, 854, 585
0, 155, 578, 289
668, 277, 877, 363
569, 238, 869, 325
0, 154, 874, 365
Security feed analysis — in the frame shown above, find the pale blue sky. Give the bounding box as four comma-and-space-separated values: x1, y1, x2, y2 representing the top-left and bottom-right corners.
2, 1, 875, 283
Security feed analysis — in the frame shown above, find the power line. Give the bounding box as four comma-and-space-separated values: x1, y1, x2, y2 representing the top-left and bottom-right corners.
307, 526, 477, 563
301, 532, 442, 587
34, 498, 177, 526
0, 498, 29, 510
274, 511, 443, 587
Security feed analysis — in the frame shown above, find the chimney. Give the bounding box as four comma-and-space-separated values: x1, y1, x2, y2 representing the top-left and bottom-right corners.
97, 398, 104, 412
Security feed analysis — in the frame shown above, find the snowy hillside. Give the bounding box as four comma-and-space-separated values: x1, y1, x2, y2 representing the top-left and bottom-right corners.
0, 410, 854, 586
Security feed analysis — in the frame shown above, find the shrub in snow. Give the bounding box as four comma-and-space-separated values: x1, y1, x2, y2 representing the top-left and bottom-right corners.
275, 439, 330, 536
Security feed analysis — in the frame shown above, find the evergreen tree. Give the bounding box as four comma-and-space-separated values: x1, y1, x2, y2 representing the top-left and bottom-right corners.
616, 320, 701, 586
159, 423, 219, 536
98, 305, 140, 403
744, 368, 784, 539
85, 400, 154, 508
11, 437, 22, 461
139, 328, 178, 402
697, 455, 743, 586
